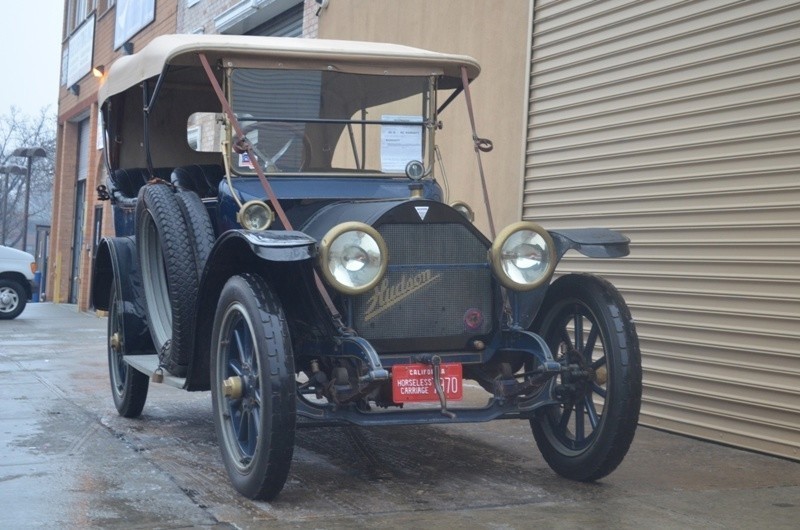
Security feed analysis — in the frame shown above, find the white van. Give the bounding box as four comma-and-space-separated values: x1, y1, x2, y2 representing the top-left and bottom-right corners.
0, 245, 36, 319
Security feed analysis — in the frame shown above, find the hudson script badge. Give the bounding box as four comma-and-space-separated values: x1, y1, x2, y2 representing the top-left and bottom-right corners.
363, 270, 441, 322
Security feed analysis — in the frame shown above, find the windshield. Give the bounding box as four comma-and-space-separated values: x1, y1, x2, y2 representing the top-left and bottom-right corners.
227, 69, 434, 176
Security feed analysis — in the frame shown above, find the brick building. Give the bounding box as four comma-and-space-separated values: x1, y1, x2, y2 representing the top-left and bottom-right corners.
51, 0, 321, 310
52, 0, 178, 306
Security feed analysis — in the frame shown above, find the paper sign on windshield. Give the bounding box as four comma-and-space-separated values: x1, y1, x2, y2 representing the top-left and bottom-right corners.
380, 115, 422, 173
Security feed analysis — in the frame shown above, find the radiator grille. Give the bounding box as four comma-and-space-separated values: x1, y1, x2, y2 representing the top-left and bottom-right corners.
352, 223, 493, 350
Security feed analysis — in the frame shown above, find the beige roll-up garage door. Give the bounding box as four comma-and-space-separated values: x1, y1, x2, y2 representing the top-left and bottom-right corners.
524, 0, 799, 460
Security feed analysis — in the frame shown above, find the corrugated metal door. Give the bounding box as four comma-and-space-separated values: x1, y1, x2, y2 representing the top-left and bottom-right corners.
525, 0, 800, 460
247, 3, 303, 37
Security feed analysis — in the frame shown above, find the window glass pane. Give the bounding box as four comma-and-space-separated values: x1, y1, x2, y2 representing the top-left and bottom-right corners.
229, 69, 430, 176
187, 113, 223, 152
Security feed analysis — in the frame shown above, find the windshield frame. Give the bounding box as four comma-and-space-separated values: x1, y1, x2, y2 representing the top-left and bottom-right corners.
222, 67, 438, 178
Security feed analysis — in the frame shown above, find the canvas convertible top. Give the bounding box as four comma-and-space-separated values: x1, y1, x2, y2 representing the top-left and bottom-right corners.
98, 34, 481, 105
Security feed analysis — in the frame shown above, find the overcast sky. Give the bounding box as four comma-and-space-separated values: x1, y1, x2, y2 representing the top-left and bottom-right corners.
1, 4, 64, 117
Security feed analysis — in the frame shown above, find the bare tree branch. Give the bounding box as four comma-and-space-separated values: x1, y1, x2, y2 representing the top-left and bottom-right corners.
1, 106, 56, 248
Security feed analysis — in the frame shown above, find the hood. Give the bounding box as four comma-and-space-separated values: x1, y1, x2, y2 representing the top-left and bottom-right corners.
300, 199, 489, 246
0, 245, 35, 262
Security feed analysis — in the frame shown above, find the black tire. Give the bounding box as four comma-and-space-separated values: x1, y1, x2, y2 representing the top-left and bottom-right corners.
108, 280, 149, 418
0, 279, 27, 320
174, 190, 216, 283
211, 273, 296, 500
136, 183, 200, 376
530, 274, 642, 481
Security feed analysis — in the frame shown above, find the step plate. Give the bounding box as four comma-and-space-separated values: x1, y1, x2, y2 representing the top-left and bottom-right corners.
123, 354, 187, 389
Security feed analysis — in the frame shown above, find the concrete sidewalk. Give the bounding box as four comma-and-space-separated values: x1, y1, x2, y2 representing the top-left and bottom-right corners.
1, 303, 798, 529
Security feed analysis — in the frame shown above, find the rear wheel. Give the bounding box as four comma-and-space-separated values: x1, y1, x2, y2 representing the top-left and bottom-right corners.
530, 274, 641, 481
211, 273, 296, 500
108, 280, 149, 418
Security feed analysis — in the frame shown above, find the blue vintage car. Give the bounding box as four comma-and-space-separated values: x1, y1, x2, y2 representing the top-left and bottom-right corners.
92, 34, 642, 500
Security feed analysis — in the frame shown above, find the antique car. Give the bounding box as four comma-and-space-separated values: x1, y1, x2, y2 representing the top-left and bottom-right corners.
91, 34, 642, 500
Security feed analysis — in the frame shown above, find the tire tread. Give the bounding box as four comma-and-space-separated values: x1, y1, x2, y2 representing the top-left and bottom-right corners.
0, 279, 27, 320
531, 273, 642, 481
174, 190, 215, 283
136, 183, 202, 375
108, 280, 149, 417
211, 273, 296, 500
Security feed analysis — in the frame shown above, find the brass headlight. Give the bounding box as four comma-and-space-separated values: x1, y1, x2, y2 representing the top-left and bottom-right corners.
450, 201, 475, 222
489, 222, 555, 291
237, 200, 274, 231
319, 222, 388, 295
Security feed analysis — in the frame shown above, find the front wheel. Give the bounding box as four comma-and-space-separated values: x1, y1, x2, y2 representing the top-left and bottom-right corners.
211, 273, 296, 500
530, 274, 642, 481
0, 279, 27, 320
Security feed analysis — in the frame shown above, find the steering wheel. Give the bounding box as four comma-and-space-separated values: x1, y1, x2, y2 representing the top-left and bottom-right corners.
237, 121, 309, 173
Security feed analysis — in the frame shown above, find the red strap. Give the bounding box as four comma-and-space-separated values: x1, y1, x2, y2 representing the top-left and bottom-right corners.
198, 53, 344, 326
198, 53, 293, 230
460, 66, 496, 239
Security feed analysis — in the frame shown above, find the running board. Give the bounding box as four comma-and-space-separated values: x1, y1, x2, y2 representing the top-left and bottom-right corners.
123, 355, 186, 389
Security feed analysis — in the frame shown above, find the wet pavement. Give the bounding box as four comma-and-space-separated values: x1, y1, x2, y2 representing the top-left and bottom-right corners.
1, 303, 798, 529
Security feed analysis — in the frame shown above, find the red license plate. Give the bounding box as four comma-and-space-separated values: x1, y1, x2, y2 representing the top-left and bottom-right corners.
392, 363, 463, 403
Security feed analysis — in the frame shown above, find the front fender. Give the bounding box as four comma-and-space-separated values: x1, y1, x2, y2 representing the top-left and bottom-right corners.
506, 228, 630, 330
196, 229, 316, 300
549, 228, 630, 259
186, 229, 317, 390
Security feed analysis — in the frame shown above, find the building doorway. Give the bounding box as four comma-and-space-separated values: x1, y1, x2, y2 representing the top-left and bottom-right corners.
69, 118, 90, 304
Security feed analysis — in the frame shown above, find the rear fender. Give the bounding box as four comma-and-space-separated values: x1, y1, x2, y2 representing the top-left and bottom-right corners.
186, 229, 318, 390
92, 237, 155, 355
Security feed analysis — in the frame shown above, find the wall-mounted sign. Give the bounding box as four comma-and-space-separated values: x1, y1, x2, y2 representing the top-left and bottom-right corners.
67, 14, 95, 87
61, 48, 68, 86
115, 0, 155, 50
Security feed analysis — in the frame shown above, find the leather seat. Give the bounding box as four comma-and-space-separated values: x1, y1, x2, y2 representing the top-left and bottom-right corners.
109, 167, 173, 200
170, 164, 225, 199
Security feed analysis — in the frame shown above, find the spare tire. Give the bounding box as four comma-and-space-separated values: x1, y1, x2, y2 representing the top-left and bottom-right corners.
174, 190, 216, 283
136, 183, 202, 376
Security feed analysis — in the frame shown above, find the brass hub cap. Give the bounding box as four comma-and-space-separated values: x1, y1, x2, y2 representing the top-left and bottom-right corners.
594, 365, 608, 385
222, 376, 243, 399
110, 332, 122, 352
